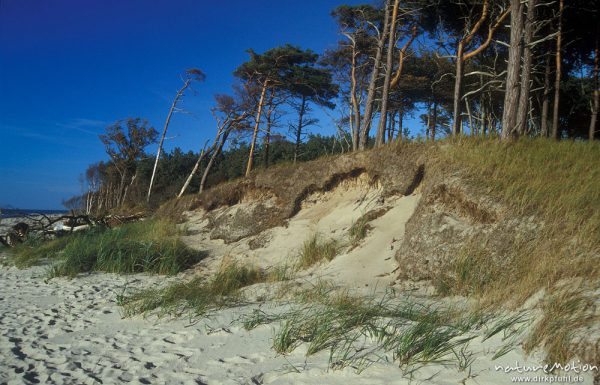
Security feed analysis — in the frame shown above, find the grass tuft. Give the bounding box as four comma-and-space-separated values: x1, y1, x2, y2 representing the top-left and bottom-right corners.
434, 240, 504, 297
9, 220, 202, 277
242, 286, 495, 372
120, 262, 265, 318
10, 234, 73, 268
524, 289, 595, 363
298, 234, 338, 269
265, 263, 294, 282
349, 216, 371, 247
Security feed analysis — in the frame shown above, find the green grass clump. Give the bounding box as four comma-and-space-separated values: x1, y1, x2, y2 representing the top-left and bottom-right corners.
10, 235, 72, 268
120, 262, 265, 318
242, 286, 513, 372
49, 220, 201, 277
9, 220, 202, 277
298, 234, 338, 268
349, 216, 371, 247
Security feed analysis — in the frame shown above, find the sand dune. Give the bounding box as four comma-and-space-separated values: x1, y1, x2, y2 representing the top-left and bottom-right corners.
1, 177, 597, 384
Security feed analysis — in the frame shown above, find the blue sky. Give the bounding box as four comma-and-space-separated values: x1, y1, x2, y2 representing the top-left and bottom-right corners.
0, 0, 395, 209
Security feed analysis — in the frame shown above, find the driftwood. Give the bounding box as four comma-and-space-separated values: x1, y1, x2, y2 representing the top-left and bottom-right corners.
0, 211, 146, 247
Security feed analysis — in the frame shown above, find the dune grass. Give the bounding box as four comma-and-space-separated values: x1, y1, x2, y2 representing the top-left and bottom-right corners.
348, 216, 371, 247
432, 138, 600, 361
433, 239, 502, 297
442, 138, 600, 245
9, 220, 202, 277
297, 234, 338, 269
120, 262, 266, 318
10, 234, 73, 268
242, 284, 525, 373
435, 138, 600, 298
524, 288, 596, 363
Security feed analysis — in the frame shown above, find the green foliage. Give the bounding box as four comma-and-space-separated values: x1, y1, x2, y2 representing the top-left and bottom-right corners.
120, 263, 265, 318
9, 220, 201, 277
99, 118, 158, 166
298, 234, 338, 268
234, 44, 319, 85
70, 134, 346, 212
42, 220, 201, 277
10, 235, 72, 268
242, 288, 504, 372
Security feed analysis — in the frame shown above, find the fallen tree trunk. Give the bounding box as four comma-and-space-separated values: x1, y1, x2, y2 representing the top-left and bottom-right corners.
0, 211, 147, 247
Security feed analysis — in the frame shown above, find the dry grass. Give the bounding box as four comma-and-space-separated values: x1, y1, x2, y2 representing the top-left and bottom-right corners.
348, 208, 388, 247
524, 288, 596, 363
434, 138, 600, 301
434, 240, 501, 297
432, 138, 600, 362
443, 138, 600, 245
348, 216, 371, 247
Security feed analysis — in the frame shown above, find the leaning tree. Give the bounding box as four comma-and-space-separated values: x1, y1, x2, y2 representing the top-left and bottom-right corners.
147, 68, 205, 202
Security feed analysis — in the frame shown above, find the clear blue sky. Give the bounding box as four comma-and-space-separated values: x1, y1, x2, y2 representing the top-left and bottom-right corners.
0, 0, 379, 209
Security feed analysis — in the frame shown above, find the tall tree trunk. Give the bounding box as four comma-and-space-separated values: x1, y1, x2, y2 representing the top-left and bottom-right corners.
178, 147, 207, 198
121, 172, 137, 206
541, 53, 551, 137
376, 0, 399, 147
200, 131, 230, 194
147, 79, 191, 202
501, 0, 524, 140
387, 110, 395, 142
390, 26, 418, 89
551, 0, 563, 140
516, 0, 536, 136
349, 43, 361, 151
294, 95, 307, 163
245, 79, 269, 176
452, 41, 465, 136
431, 100, 438, 141
465, 97, 475, 135
263, 89, 276, 167
452, 0, 508, 137
263, 123, 272, 168
590, 38, 599, 140
397, 108, 404, 140
481, 95, 488, 137
359, 3, 391, 150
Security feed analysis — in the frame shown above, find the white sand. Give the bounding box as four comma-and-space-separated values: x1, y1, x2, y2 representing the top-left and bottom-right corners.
2, 265, 595, 385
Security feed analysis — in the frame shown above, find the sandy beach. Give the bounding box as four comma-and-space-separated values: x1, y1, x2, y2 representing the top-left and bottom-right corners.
1, 262, 596, 385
